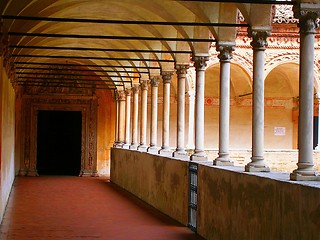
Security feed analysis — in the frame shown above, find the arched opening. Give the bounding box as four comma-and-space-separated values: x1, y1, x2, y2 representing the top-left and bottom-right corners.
265, 63, 299, 149
37, 110, 82, 176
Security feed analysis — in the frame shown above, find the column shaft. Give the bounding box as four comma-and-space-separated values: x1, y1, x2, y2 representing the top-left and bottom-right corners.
148, 77, 160, 153
159, 72, 173, 156
291, 7, 320, 180
138, 81, 148, 151
173, 65, 188, 159
191, 56, 208, 161
113, 96, 119, 147
130, 85, 139, 150
187, 91, 195, 149
245, 30, 270, 172
214, 44, 234, 166
123, 89, 131, 149
118, 91, 126, 147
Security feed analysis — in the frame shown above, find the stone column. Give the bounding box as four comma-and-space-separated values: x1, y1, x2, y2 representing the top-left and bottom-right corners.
191, 56, 208, 161
113, 93, 120, 147
213, 44, 235, 166
291, 5, 320, 180
137, 80, 148, 152
159, 71, 174, 156
117, 90, 126, 148
316, 98, 320, 150
244, 30, 270, 172
147, 76, 160, 154
186, 90, 195, 149
130, 84, 139, 150
173, 65, 189, 159
123, 88, 131, 149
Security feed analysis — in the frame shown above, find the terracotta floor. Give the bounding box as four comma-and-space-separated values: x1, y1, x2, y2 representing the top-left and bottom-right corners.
0, 176, 204, 240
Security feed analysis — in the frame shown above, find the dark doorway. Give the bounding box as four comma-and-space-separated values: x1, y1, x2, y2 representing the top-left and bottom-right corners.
37, 110, 82, 176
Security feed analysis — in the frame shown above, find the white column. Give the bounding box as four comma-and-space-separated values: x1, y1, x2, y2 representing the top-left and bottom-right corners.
130, 84, 139, 150
147, 76, 160, 154
213, 44, 235, 166
316, 99, 320, 150
245, 30, 270, 172
186, 90, 195, 149
137, 80, 148, 152
191, 56, 208, 161
173, 65, 189, 159
113, 93, 120, 147
159, 71, 173, 156
123, 88, 131, 149
291, 6, 320, 180
117, 90, 126, 148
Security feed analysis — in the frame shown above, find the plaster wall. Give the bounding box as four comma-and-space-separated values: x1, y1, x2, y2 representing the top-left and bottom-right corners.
111, 149, 320, 240
97, 90, 115, 175
0, 60, 16, 223
110, 148, 189, 225
197, 164, 320, 240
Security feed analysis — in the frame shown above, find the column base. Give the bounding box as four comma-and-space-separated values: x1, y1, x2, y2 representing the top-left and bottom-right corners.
213, 159, 234, 166
173, 150, 189, 160
129, 144, 139, 150
122, 144, 131, 149
158, 148, 173, 157
245, 164, 270, 172
137, 145, 148, 152
190, 151, 207, 161
18, 168, 27, 176
147, 146, 160, 154
290, 172, 320, 181
27, 169, 39, 177
113, 142, 124, 148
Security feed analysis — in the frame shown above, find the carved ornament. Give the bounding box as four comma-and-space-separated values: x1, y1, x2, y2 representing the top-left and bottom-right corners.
248, 29, 271, 50
193, 56, 209, 71
161, 71, 173, 84
216, 44, 235, 62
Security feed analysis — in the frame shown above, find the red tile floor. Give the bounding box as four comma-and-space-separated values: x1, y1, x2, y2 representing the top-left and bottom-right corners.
0, 176, 204, 240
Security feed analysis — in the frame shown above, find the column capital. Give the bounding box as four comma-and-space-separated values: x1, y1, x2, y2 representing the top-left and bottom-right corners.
117, 90, 126, 101
132, 84, 140, 94
216, 44, 235, 62
192, 55, 209, 71
175, 64, 189, 75
150, 76, 161, 87
293, 4, 320, 34
162, 71, 173, 84
125, 88, 132, 96
140, 80, 149, 90
248, 29, 271, 50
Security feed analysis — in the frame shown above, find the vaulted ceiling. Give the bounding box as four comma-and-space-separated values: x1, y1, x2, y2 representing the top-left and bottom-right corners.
0, 0, 289, 91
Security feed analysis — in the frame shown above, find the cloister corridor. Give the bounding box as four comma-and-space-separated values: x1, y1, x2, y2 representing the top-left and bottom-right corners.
0, 176, 203, 240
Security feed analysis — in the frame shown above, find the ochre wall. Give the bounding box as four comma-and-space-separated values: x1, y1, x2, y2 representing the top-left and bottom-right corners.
97, 90, 115, 175
0, 57, 16, 222
111, 149, 320, 240
110, 148, 189, 225
197, 164, 320, 240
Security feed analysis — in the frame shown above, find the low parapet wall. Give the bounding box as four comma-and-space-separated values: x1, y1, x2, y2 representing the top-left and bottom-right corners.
111, 148, 320, 240
110, 148, 189, 225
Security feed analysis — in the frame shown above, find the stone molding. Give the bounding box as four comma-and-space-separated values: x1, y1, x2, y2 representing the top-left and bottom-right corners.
216, 44, 235, 62
248, 29, 271, 50
161, 71, 173, 84
193, 56, 209, 71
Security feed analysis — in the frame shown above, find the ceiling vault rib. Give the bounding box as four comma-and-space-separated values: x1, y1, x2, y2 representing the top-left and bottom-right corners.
9, 45, 192, 54
1, 15, 249, 27
12, 54, 175, 62
8, 32, 215, 42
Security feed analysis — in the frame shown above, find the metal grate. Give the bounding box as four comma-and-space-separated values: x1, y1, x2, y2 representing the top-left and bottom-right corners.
188, 163, 198, 232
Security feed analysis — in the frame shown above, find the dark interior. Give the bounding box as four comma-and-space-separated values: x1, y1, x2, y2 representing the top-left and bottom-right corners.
37, 110, 82, 176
